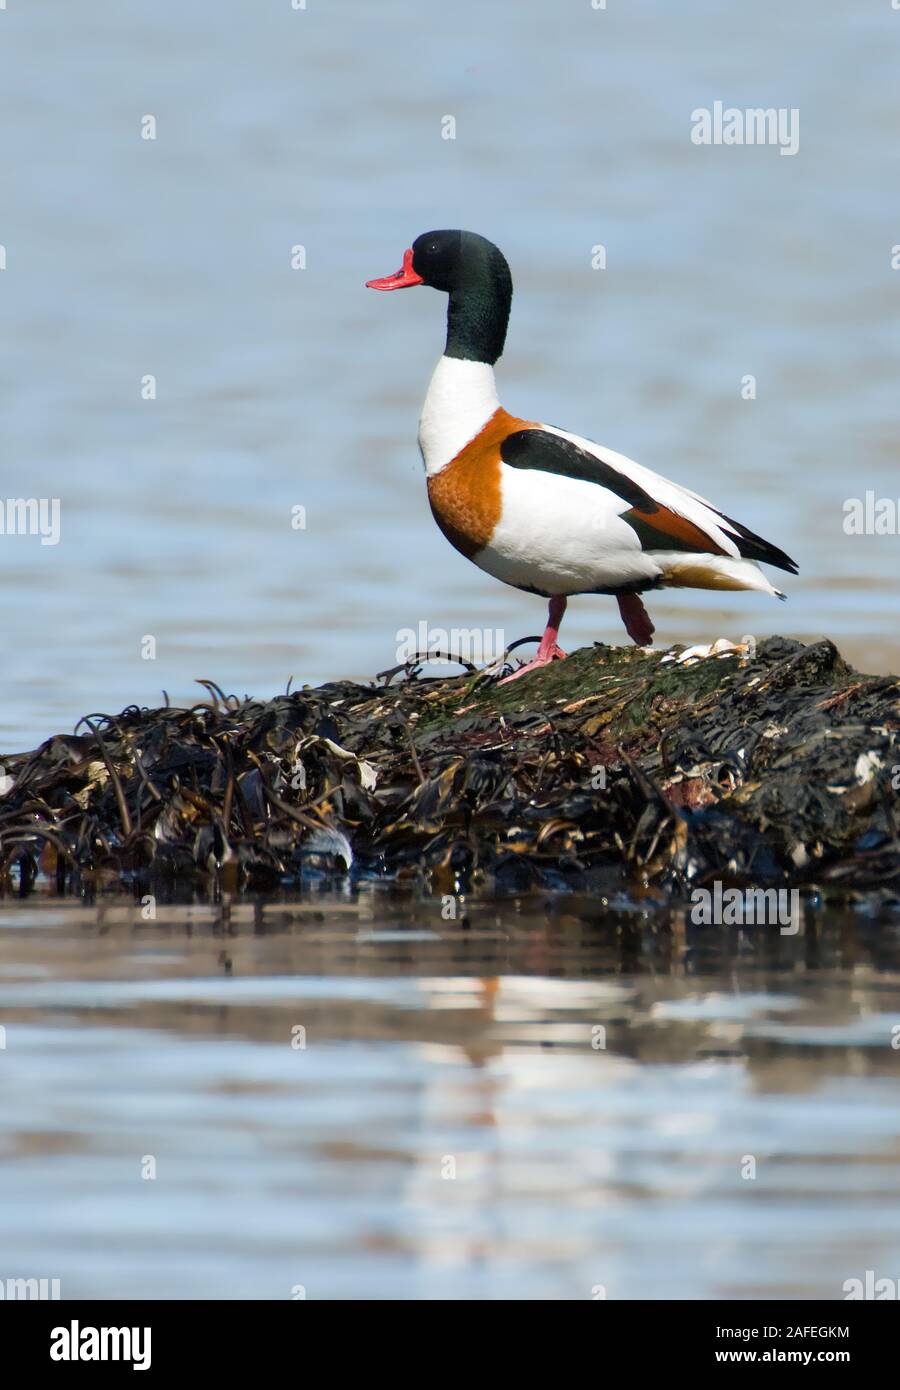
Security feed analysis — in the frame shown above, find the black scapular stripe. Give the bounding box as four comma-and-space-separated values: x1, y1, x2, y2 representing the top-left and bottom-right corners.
500, 429, 659, 513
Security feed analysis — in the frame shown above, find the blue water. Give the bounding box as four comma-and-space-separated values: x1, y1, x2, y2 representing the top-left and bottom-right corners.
2, 894, 900, 1300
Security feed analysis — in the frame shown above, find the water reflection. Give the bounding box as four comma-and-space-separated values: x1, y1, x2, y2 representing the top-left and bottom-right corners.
1, 890, 899, 1299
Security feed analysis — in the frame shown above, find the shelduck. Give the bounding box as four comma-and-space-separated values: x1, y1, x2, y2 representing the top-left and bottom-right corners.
367, 230, 797, 682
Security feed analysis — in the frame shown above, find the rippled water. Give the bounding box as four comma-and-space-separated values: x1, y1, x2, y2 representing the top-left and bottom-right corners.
2, 891, 900, 1299
1, 1, 898, 749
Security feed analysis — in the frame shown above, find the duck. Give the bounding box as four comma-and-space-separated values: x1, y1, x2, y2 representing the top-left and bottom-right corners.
366, 230, 797, 682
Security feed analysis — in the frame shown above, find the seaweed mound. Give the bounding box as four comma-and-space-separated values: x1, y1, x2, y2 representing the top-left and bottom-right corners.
0, 637, 898, 900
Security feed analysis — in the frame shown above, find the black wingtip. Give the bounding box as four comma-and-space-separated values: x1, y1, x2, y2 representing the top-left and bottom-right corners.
717, 511, 798, 576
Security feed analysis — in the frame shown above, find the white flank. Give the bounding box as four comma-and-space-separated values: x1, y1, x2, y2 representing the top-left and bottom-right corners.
418, 356, 499, 476
478, 464, 656, 595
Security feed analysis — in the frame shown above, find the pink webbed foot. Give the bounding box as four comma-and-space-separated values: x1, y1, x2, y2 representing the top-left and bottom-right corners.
498, 594, 568, 684
617, 592, 655, 646
498, 643, 567, 684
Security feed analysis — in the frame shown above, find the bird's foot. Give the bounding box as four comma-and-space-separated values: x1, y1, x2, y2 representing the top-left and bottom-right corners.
498, 644, 567, 684
617, 593, 655, 646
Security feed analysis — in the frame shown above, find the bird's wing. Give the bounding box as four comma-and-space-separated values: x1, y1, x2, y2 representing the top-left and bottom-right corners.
500, 425, 797, 574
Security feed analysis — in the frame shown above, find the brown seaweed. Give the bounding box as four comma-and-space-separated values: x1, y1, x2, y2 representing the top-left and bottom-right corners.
0, 636, 897, 905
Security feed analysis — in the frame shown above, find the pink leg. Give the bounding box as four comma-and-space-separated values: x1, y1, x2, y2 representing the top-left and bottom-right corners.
617, 592, 655, 645
499, 596, 568, 684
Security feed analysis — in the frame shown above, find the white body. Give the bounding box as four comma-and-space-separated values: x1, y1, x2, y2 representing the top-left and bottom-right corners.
418, 355, 780, 598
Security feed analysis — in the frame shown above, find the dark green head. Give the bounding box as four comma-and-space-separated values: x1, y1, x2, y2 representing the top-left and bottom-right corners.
367, 229, 513, 366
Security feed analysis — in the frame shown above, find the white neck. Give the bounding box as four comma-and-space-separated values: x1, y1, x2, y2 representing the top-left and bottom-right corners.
417, 356, 500, 476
